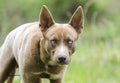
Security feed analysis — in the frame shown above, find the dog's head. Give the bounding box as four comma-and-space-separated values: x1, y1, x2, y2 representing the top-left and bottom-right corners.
40, 5, 84, 66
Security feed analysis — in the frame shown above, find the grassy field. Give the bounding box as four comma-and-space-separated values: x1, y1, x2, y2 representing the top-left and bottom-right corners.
11, 22, 120, 83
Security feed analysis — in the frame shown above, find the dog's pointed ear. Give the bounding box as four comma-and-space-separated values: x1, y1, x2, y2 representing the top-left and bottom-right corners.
39, 5, 55, 33
69, 6, 84, 34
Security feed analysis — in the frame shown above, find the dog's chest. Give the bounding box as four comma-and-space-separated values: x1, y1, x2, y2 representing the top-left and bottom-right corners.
33, 65, 64, 79
38, 71, 61, 79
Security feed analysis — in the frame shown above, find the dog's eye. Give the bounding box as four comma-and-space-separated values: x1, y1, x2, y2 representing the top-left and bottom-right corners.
67, 39, 73, 45
50, 39, 57, 47
51, 39, 57, 44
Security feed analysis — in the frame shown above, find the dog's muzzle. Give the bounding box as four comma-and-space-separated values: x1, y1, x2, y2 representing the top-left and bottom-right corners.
56, 55, 70, 65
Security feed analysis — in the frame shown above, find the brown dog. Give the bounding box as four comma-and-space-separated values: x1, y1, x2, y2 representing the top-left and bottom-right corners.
0, 5, 84, 83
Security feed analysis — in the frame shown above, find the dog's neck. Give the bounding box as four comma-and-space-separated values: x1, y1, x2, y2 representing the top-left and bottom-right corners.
39, 38, 50, 65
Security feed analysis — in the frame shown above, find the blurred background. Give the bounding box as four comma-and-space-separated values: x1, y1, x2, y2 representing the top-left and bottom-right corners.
0, 0, 120, 83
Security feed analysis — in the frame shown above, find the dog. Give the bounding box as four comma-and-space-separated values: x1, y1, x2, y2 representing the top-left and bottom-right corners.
0, 5, 84, 83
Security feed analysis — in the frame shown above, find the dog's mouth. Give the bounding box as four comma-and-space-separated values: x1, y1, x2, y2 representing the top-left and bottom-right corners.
57, 61, 69, 65
48, 60, 69, 66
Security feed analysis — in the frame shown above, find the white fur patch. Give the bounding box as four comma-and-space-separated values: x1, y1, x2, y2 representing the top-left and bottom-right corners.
32, 71, 43, 75
59, 44, 65, 54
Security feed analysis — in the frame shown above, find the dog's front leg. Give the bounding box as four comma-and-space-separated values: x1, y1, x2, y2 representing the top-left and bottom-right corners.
50, 79, 62, 83
20, 72, 41, 83
20, 78, 41, 83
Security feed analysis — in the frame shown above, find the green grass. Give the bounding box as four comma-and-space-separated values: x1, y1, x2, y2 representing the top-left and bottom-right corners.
12, 23, 120, 83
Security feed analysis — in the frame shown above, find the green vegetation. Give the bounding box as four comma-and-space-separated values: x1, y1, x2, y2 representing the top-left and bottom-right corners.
0, 0, 120, 83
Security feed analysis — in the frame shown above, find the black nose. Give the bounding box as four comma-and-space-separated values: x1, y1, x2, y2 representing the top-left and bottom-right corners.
58, 56, 66, 63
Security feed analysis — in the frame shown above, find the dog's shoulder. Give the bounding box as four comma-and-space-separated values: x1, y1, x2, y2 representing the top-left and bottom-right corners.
15, 22, 42, 51
8, 22, 43, 57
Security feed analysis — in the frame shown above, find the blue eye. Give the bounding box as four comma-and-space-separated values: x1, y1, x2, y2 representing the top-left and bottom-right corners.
67, 39, 73, 45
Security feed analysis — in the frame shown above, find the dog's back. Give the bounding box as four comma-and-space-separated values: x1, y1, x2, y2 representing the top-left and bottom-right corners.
1, 22, 41, 60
